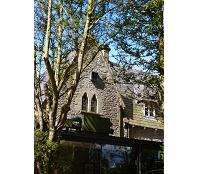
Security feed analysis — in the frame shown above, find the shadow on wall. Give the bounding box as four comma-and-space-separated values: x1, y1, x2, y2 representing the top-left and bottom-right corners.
121, 96, 133, 119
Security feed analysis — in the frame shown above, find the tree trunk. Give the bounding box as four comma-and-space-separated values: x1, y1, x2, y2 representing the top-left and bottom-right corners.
35, 0, 55, 173
35, 161, 42, 174
44, 0, 52, 61
55, 0, 63, 86
159, 34, 164, 114
35, 94, 44, 130
77, 0, 94, 72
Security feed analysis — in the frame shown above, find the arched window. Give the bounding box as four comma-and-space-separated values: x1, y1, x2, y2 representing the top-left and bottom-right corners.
91, 95, 97, 113
82, 93, 88, 111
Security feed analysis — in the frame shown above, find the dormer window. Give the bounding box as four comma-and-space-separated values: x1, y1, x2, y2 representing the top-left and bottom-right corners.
91, 95, 97, 113
82, 93, 88, 111
90, 72, 99, 81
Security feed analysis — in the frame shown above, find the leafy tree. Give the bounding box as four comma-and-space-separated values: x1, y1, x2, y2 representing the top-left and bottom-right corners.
34, 0, 124, 172
34, 129, 59, 174
110, 0, 164, 116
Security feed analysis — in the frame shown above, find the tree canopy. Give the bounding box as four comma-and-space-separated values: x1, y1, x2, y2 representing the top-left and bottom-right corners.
110, 0, 164, 115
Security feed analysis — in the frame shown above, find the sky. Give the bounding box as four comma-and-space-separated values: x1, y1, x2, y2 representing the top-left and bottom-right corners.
109, 44, 119, 62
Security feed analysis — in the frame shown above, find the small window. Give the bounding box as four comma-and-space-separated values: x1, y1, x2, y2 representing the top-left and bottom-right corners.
82, 93, 88, 111
91, 72, 99, 81
144, 104, 155, 117
91, 95, 97, 113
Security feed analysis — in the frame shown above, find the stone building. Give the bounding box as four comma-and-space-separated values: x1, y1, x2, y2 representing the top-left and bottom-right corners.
67, 46, 164, 142
59, 47, 164, 174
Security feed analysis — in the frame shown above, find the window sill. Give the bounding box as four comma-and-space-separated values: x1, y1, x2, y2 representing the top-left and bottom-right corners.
81, 110, 102, 116
144, 115, 156, 121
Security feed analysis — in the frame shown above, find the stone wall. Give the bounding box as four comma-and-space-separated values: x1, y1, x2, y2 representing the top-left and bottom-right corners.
64, 49, 163, 140
68, 50, 121, 136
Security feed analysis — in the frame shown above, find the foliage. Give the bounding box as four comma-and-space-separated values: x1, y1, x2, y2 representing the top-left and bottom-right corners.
34, 0, 123, 135
114, 0, 163, 67
110, 0, 164, 116
34, 129, 59, 174
34, 0, 123, 172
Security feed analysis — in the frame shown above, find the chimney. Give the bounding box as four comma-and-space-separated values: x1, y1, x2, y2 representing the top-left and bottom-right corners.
101, 44, 111, 61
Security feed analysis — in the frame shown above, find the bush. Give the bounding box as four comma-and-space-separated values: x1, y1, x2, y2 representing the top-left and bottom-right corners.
34, 129, 59, 174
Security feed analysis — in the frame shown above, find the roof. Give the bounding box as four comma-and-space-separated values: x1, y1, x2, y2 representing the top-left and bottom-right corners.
108, 61, 164, 130
109, 61, 157, 100
124, 117, 164, 130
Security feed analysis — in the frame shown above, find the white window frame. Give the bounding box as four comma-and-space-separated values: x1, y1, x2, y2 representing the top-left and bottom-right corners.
144, 103, 155, 119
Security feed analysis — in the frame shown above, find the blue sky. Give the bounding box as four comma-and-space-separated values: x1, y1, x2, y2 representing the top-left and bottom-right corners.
109, 44, 118, 62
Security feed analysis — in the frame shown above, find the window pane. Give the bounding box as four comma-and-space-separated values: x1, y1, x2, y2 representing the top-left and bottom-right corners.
145, 105, 149, 116
150, 107, 154, 116
91, 95, 97, 113
82, 93, 88, 111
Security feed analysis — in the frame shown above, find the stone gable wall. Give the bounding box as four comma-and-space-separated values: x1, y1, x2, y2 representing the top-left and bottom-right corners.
68, 51, 121, 136
61, 49, 163, 140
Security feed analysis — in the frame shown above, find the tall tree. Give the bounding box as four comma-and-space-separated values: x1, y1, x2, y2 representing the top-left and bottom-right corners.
34, 0, 122, 173
110, 0, 164, 116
